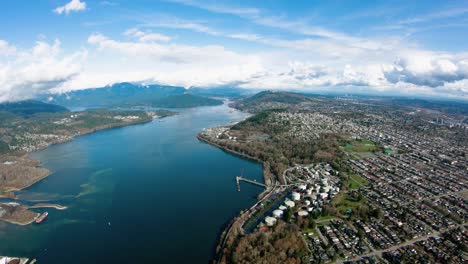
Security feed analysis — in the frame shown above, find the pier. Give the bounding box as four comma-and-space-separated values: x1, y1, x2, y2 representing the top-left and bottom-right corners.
236, 176, 267, 191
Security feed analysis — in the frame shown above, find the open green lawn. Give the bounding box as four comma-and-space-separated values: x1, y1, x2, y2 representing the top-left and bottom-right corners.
348, 174, 370, 190
336, 197, 363, 214
348, 179, 361, 190
336, 194, 365, 215
302, 228, 318, 237
343, 139, 378, 153
316, 215, 336, 222
331, 192, 366, 216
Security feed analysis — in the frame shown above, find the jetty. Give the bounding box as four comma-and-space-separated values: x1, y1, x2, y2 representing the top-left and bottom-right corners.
236, 176, 267, 191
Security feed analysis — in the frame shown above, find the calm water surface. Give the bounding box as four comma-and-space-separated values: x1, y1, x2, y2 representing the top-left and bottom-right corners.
0, 104, 263, 263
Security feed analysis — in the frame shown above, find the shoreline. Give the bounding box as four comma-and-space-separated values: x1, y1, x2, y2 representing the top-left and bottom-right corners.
0, 114, 169, 225
197, 134, 273, 188
1, 116, 157, 198
27, 203, 68, 210
197, 132, 277, 263
0, 215, 39, 226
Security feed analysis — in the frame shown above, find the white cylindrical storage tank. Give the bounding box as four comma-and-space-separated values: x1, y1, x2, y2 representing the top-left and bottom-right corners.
298, 210, 309, 217
285, 200, 295, 208
292, 192, 301, 201
265, 216, 277, 227
272, 209, 284, 218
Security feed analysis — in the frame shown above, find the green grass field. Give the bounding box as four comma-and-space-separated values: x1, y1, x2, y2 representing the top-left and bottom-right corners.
331, 192, 366, 216
348, 174, 370, 190
343, 139, 378, 153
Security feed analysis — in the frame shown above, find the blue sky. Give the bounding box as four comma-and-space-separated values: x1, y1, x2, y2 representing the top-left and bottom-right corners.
0, 0, 468, 101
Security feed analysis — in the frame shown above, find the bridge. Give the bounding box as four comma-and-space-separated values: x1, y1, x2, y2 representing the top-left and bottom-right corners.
236, 176, 267, 191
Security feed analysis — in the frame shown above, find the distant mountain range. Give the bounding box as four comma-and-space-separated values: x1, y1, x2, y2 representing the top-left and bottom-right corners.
40, 82, 186, 107
39, 83, 249, 108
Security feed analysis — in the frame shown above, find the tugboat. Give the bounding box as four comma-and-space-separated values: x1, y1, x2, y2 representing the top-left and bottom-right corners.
35, 212, 48, 224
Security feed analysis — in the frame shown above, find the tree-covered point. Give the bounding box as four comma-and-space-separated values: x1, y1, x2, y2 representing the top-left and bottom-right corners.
0, 100, 69, 117
187, 87, 253, 98
232, 91, 315, 112
242, 91, 310, 104
151, 94, 223, 108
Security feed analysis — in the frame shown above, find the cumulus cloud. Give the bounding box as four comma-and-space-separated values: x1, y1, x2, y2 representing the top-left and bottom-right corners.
116, 1, 466, 99
0, 39, 86, 102
87, 32, 260, 65
61, 32, 467, 100
384, 51, 468, 87
3, 27, 467, 102
54, 0, 87, 15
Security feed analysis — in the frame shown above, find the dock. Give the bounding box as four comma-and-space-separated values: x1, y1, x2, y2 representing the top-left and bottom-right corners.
236, 176, 267, 191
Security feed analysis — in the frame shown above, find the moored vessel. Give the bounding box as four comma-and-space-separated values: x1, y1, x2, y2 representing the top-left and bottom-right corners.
35, 212, 48, 224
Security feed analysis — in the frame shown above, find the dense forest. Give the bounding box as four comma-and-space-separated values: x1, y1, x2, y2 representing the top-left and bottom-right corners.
228, 221, 307, 264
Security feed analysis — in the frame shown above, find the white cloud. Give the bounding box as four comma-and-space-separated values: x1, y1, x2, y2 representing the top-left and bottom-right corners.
384, 50, 468, 87
54, 0, 87, 15
0, 39, 86, 102
139, 16, 220, 36
50, 32, 468, 100
100, 1, 117, 6
87, 33, 260, 65
228, 33, 261, 41
124, 28, 171, 42
39, 32, 264, 93
2, 23, 467, 102
0, 40, 17, 56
